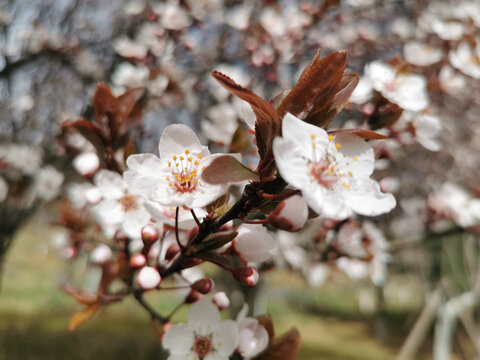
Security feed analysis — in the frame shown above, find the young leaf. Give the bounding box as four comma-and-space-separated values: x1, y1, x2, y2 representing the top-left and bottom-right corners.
69, 303, 101, 332
194, 230, 238, 252
328, 129, 389, 140
276, 51, 347, 122
257, 328, 301, 360
210, 71, 280, 160
194, 251, 231, 268
93, 82, 119, 135
202, 155, 259, 184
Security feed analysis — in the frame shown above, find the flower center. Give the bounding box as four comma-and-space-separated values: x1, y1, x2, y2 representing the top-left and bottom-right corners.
166, 150, 204, 194
309, 134, 355, 190
120, 194, 139, 211
193, 336, 212, 358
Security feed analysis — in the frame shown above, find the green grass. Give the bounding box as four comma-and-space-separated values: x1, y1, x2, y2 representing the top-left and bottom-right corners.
0, 216, 416, 359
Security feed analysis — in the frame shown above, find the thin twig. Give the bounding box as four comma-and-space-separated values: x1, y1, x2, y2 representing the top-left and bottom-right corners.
133, 291, 167, 323
190, 209, 201, 226
175, 207, 183, 250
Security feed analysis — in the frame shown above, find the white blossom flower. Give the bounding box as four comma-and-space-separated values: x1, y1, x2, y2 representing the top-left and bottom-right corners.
124, 124, 235, 208
201, 102, 239, 145
431, 20, 464, 41
91, 170, 151, 238
414, 113, 443, 152
73, 152, 100, 177
364, 61, 429, 111
66, 183, 102, 208
234, 224, 276, 263
273, 113, 396, 220
32, 165, 64, 201
111, 62, 150, 89
348, 77, 373, 105
275, 231, 306, 269
403, 41, 443, 67
306, 264, 329, 288
449, 42, 480, 79
439, 65, 466, 95
428, 182, 480, 228
0, 144, 42, 175
236, 304, 269, 359
163, 300, 239, 360
90, 244, 113, 264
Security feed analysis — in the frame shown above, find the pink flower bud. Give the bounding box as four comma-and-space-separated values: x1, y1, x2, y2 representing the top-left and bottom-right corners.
191, 278, 215, 294
136, 266, 161, 290
130, 254, 147, 268
184, 289, 203, 304
212, 292, 230, 310
90, 244, 112, 264
233, 266, 259, 287
267, 195, 308, 232
142, 224, 159, 245
73, 152, 100, 178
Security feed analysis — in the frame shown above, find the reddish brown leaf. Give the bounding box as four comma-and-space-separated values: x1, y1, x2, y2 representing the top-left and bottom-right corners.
256, 314, 275, 340
210, 71, 280, 160
368, 97, 404, 130
205, 193, 230, 215
258, 328, 301, 360
202, 155, 259, 184
228, 124, 251, 153
115, 87, 144, 138
69, 303, 101, 331
62, 285, 98, 306
277, 51, 347, 123
93, 82, 119, 136
329, 129, 389, 140
61, 119, 107, 158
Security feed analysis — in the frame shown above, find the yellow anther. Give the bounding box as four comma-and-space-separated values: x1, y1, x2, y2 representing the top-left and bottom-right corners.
311, 134, 316, 140
185, 149, 189, 154
312, 143, 316, 148
328, 170, 334, 176
194, 160, 199, 165
188, 157, 192, 162
198, 154, 203, 159
342, 183, 351, 188
180, 156, 184, 160
169, 182, 173, 187
202, 166, 206, 170
353, 156, 358, 161
173, 156, 177, 160
328, 135, 334, 141
348, 171, 353, 176
166, 177, 170, 181
331, 165, 335, 170
168, 161, 171, 167
175, 163, 179, 167
336, 143, 341, 150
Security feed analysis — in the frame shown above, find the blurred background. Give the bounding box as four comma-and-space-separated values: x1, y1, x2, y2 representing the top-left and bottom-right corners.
1, 0, 480, 359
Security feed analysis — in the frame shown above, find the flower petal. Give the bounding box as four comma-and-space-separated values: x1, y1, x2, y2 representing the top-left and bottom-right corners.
344, 178, 396, 216
188, 299, 221, 326
124, 154, 170, 198
159, 124, 209, 160
163, 323, 194, 354
94, 170, 126, 199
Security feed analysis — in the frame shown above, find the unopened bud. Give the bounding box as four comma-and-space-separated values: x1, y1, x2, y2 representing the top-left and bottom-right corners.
191, 278, 215, 294
136, 266, 161, 290
212, 292, 230, 310
184, 289, 203, 304
165, 243, 181, 261
267, 195, 308, 232
233, 266, 259, 287
142, 224, 159, 245
73, 152, 100, 178
130, 254, 147, 268
90, 244, 112, 264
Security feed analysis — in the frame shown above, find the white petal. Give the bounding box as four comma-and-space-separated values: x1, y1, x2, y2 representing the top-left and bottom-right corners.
159, 124, 209, 160
212, 320, 239, 355
335, 134, 374, 177
344, 178, 396, 216
94, 170, 126, 199
122, 207, 151, 239
188, 299, 221, 326
163, 323, 194, 354
124, 154, 170, 198
272, 137, 311, 190
281, 113, 328, 157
